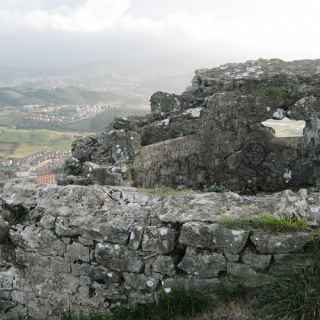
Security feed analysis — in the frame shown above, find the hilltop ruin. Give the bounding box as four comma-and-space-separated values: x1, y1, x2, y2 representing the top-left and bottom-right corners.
64, 58, 320, 193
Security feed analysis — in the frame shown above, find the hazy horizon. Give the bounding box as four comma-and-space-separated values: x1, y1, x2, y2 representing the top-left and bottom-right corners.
1, 0, 320, 82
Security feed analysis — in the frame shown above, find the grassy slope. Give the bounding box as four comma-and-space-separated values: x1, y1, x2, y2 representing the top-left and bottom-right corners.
0, 127, 87, 159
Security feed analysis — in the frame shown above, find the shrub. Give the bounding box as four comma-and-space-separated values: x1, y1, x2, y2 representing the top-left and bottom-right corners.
206, 183, 227, 193
63, 289, 212, 320
255, 240, 320, 320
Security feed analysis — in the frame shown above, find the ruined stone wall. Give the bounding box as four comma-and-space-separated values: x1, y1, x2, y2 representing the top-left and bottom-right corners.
0, 181, 318, 320
132, 135, 207, 188
67, 59, 320, 193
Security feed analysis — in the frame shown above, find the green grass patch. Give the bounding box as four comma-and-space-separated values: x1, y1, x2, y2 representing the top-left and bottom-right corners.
255, 85, 293, 100
0, 126, 91, 159
206, 183, 227, 193
63, 289, 212, 320
220, 214, 309, 232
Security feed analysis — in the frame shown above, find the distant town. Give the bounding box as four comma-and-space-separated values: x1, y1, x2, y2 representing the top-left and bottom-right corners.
22, 104, 113, 124
0, 150, 71, 185
0, 102, 145, 185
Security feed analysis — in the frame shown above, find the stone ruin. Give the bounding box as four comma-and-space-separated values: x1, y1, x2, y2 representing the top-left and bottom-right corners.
3, 59, 320, 319
63, 58, 320, 194
0, 180, 319, 319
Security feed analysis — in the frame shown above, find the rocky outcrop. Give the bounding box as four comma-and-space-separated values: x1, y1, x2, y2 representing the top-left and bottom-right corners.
0, 180, 319, 319
64, 59, 320, 193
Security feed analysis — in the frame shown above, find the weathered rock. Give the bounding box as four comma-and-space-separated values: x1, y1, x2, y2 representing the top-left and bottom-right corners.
57, 175, 93, 186
0, 217, 9, 243
270, 253, 314, 273
179, 222, 218, 249
178, 247, 226, 278
133, 135, 206, 188
150, 92, 182, 114
251, 232, 311, 254
152, 256, 176, 276
200, 92, 305, 193
72, 129, 141, 168
96, 243, 144, 273
1, 179, 38, 213
224, 253, 240, 263
215, 227, 250, 255
87, 265, 121, 285
63, 157, 83, 176
58, 59, 320, 193
123, 273, 160, 292
71, 136, 99, 163
142, 226, 177, 254
112, 116, 131, 130
1, 179, 320, 319
242, 248, 272, 271
83, 162, 124, 186
163, 277, 221, 292
227, 263, 271, 288
275, 189, 313, 222
140, 112, 202, 146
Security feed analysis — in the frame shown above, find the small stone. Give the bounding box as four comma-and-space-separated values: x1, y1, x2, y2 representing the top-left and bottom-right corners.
227, 263, 271, 288
153, 256, 176, 276
178, 247, 226, 278
96, 243, 144, 273
251, 232, 311, 254
242, 249, 272, 271
179, 222, 218, 249
215, 227, 250, 254
0, 217, 9, 244
142, 227, 176, 254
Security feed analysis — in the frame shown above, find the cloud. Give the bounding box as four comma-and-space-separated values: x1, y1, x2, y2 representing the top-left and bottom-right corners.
0, 0, 131, 32
1, 0, 320, 73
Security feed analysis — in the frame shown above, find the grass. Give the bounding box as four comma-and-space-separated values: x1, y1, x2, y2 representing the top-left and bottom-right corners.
206, 183, 227, 193
255, 240, 320, 320
0, 126, 90, 159
63, 289, 212, 320
255, 86, 292, 100
219, 214, 309, 232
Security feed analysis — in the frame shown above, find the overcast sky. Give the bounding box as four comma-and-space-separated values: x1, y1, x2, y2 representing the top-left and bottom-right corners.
1, 0, 320, 75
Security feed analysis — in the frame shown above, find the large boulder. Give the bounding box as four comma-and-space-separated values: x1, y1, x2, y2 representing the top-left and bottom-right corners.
150, 91, 182, 114
200, 92, 307, 193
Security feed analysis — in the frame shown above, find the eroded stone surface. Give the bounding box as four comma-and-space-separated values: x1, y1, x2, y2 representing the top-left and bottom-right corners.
251, 232, 311, 254
0, 181, 319, 319
178, 248, 226, 278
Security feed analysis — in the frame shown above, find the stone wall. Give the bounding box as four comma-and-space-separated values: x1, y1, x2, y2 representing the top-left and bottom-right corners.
0, 181, 319, 319
66, 59, 320, 193
132, 135, 206, 188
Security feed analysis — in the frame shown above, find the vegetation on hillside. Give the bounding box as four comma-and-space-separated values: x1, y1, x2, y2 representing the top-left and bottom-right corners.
0, 86, 122, 107
0, 127, 87, 159
219, 214, 309, 232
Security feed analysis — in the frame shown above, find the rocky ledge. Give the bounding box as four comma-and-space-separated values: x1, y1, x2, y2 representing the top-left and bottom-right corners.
63, 58, 320, 194
0, 180, 320, 319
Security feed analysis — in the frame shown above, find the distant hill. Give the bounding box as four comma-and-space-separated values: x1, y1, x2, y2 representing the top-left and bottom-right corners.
0, 86, 143, 107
